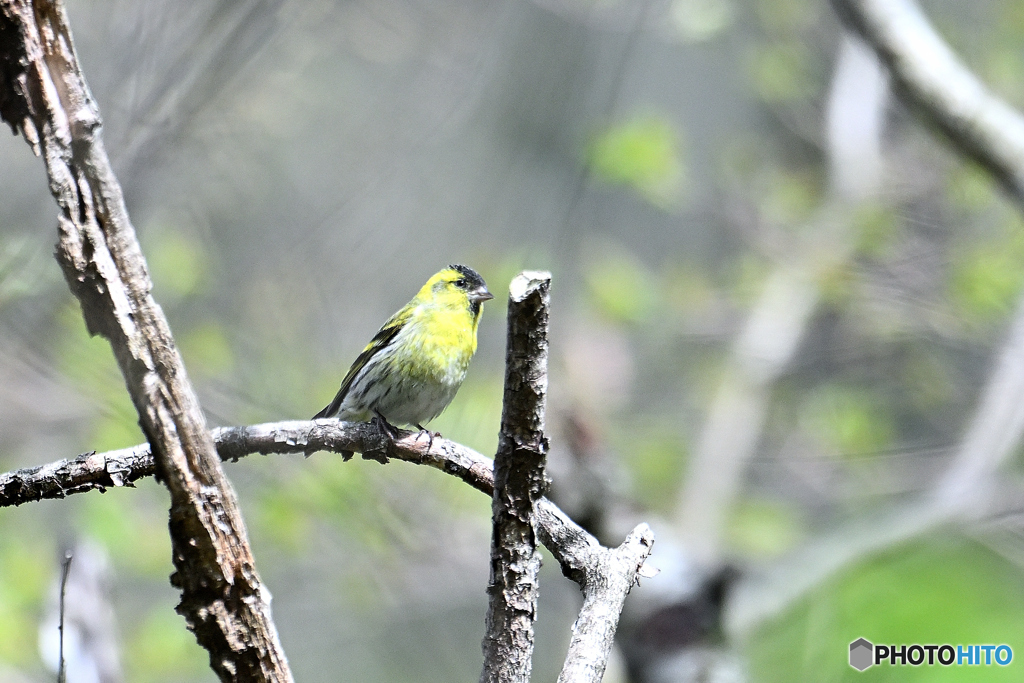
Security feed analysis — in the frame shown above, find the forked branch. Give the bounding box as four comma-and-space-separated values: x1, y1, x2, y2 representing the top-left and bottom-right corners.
0, 416, 655, 682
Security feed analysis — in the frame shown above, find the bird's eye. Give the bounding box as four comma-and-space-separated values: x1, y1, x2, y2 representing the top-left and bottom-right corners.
454, 278, 467, 288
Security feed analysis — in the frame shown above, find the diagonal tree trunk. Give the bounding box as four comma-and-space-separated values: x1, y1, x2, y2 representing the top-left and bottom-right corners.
0, 2, 292, 680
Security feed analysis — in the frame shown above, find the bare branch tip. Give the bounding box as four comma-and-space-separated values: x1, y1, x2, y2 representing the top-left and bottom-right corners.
508, 271, 551, 301
620, 522, 654, 546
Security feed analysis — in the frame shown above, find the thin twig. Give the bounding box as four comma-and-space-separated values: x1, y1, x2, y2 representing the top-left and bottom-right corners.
57, 551, 73, 683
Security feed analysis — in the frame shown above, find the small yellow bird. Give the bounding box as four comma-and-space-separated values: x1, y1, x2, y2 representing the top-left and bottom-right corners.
314, 265, 493, 435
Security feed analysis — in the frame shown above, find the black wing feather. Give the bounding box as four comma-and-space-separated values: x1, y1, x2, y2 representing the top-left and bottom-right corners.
313, 323, 402, 419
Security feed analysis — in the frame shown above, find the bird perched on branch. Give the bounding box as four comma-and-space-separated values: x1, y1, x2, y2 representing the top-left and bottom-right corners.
314, 264, 494, 441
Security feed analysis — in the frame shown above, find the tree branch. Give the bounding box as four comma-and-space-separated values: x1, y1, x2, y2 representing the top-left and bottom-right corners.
0, 422, 477, 506
0, 420, 653, 588
481, 272, 551, 683
674, 34, 888, 564
729, 284, 1024, 636
539, 503, 654, 683
0, 2, 291, 680
0, 421, 496, 508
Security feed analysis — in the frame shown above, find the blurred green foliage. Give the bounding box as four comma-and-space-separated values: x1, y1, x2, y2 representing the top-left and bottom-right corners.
755, 0, 819, 34
852, 204, 900, 258
749, 536, 1024, 681
948, 163, 1000, 211
727, 255, 773, 308
902, 349, 957, 413
612, 422, 688, 514
949, 229, 1024, 325
74, 487, 172, 576
429, 373, 504, 457
663, 264, 719, 317
124, 606, 211, 683
760, 170, 820, 225
800, 384, 895, 456
0, 529, 51, 667
588, 114, 687, 209
750, 42, 816, 103
0, 235, 56, 306
180, 323, 235, 379
728, 498, 803, 558
668, 0, 736, 43
260, 455, 377, 546
56, 302, 145, 451
583, 241, 660, 324
143, 223, 211, 303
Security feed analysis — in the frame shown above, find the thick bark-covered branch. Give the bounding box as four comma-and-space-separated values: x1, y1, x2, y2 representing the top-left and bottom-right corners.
0, 444, 155, 506
832, 0, 1024, 205
481, 272, 551, 683
0, 2, 291, 680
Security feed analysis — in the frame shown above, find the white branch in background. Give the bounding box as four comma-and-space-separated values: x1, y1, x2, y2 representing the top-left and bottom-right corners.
727, 501, 940, 637
673, 267, 819, 562
931, 307, 1024, 513
827, 34, 889, 201
832, 0, 1024, 204
833, 0, 1024, 516
673, 35, 888, 563
728, 294, 1024, 634
730, 0, 1024, 636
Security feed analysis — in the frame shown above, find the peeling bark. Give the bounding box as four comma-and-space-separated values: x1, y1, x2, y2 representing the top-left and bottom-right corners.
481, 272, 551, 683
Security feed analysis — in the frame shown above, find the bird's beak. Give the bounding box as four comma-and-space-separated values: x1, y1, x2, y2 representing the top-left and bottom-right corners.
470, 286, 494, 303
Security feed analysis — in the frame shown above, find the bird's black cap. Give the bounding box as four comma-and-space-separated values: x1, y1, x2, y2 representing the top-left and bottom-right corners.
449, 264, 487, 290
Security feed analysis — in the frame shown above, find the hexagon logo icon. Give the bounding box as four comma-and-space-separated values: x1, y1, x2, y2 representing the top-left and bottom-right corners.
850, 638, 874, 671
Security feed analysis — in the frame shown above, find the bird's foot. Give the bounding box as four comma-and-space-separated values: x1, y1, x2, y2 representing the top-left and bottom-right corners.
414, 423, 441, 452
364, 411, 398, 464
373, 410, 400, 438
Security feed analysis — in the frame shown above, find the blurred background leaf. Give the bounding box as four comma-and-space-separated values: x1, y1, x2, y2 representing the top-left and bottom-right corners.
588, 113, 687, 209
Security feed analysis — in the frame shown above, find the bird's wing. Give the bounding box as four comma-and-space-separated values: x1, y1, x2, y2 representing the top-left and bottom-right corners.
313, 312, 406, 419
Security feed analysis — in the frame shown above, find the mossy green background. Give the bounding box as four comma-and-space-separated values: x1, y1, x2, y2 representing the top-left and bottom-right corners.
750, 537, 1024, 681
